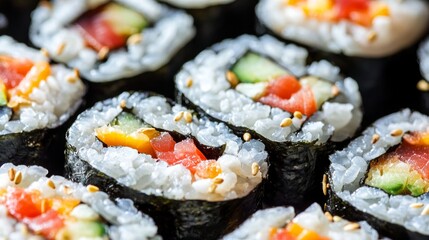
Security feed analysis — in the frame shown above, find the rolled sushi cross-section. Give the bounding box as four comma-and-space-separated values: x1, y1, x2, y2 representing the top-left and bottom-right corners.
0, 163, 159, 240
417, 38, 429, 114
65, 92, 268, 239
328, 109, 429, 239
30, 0, 195, 82
256, 0, 429, 57
223, 203, 378, 240
175, 35, 362, 206
0, 36, 85, 168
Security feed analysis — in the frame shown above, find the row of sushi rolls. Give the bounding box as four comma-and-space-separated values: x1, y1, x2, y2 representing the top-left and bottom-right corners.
3, 0, 429, 239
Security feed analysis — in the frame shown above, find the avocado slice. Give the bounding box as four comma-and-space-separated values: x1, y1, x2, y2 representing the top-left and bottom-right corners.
62, 220, 106, 239
103, 3, 148, 36
300, 76, 334, 108
0, 81, 7, 106
231, 52, 289, 83
110, 112, 151, 134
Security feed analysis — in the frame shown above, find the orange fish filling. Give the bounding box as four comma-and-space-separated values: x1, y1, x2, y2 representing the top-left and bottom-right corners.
270, 223, 329, 240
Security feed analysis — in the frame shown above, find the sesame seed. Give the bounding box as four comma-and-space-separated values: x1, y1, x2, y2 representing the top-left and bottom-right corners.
410, 203, 424, 208
421, 205, 429, 215
184, 112, 193, 123
251, 162, 260, 176
14, 171, 22, 185
333, 216, 342, 222
119, 100, 127, 109
8, 168, 15, 182
63, 186, 72, 195
87, 185, 99, 193
371, 134, 380, 144
322, 174, 328, 196
47, 179, 56, 189
127, 34, 142, 45
98, 47, 109, 60
226, 71, 239, 87
280, 118, 293, 128
243, 133, 251, 142
41, 199, 47, 213
343, 223, 360, 231
174, 111, 184, 122
324, 212, 333, 222
67, 70, 79, 83
390, 129, 403, 137
185, 78, 193, 88
208, 184, 217, 193
331, 85, 340, 96
367, 31, 377, 42
293, 111, 303, 119
39, 0, 52, 8
213, 178, 224, 184
417, 80, 429, 92
40, 48, 49, 57
56, 42, 66, 55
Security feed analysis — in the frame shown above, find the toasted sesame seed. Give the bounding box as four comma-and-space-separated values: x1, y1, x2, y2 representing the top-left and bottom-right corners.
98, 47, 109, 60
226, 71, 239, 87
324, 212, 333, 222
333, 216, 342, 222
324, 203, 327, 211
410, 203, 424, 208
213, 178, 224, 184
243, 133, 251, 142
280, 118, 293, 128
184, 112, 193, 123
119, 100, 127, 108
421, 205, 429, 215
185, 78, 193, 88
14, 171, 22, 185
8, 168, 15, 182
127, 34, 142, 45
390, 129, 403, 137
371, 134, 380, 144
174, 111, 184, 122
63, 186, 72, 195
87, 185, 99, 193
19, 224, 28, 235
56, 42, 66, 55
67, 70, 79, 83
208, 184, 217, 193
40, 48, 49, 57
251, 162, 260, 176
326, 183, 330, 189
293, 111, 303, 119
417, 80, 429, 92
367, 31, 377, 42
322, 174, 328, 196
47, 179, 56, 189
344, 223, 360, 231
331, 85, 340, 96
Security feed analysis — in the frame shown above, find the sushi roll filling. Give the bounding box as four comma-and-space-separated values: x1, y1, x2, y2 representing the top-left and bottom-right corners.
1, 186, 108, 239
230, 52, 338, 117
283, 0, 390, 27
365, 131, 429, 196
269, 222, 328, 240
95, 111, 225, 177
74, 2, 149, 53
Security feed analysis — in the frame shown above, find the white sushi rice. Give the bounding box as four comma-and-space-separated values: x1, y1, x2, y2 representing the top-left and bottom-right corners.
176, 35, 362, 144
419, 37, 429, 82
223, 203, 378, 240
0, 36, 86, 135
160, 0, 234, 9
30, 0, 195, 82
330, 109, 429, 235
256, 0, 429, 57
0, 163, 160, 240
67, 92, 268, 201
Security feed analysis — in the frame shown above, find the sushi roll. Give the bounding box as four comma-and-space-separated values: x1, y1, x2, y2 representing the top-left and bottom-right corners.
223, 203, 379, 240
0, 36, 85, 173
65, 92, 268, 239
0, 163, 160, 239
417, 38, 429, 114
327, 109, 429, 239
30, 0, 195, 82
160, 0, 235, 9
175, 35, 362, 206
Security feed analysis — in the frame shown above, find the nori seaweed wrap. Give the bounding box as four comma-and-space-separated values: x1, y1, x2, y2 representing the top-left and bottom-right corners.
0, 163, 160, 239
256, 0, 429, 126
65, 92, 268, 239
0, 36, 85, 174
327, 109, 429, 239
175, 35, 362, 207
418, 37, 429, 114
223, 203, 379, 240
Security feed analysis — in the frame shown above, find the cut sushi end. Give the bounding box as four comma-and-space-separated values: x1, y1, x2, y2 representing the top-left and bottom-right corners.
365, 131, 429, 196
230, 52, 338, 116
75, 2, 149, 52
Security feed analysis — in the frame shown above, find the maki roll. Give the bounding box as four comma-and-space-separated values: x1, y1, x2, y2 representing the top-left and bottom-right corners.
327, 109, 429, 239
30, 0, 195, 82
223, 203, 379, 240
65, 92, 268, 239
256, 0, 429, 57
0, 163, 160, 239
175, 35, 362, 206
0, 36, 85, 173
417, 38, 429, 114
